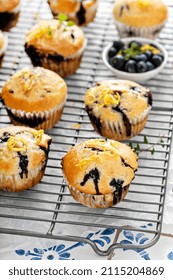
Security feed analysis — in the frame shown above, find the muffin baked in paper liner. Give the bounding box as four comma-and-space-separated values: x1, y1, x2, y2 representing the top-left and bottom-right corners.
114, 19, 166, 39
6, 102, 65, 130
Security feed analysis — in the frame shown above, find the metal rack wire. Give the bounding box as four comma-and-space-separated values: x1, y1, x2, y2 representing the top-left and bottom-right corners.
0, 0, 173, 256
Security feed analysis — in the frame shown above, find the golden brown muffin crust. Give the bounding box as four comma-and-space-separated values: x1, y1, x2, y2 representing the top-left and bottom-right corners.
1, 67, 67, 112
48, 0, 97, 13
62, 139, 138, 195
0, 0, 20, 13
25, 19, 86, 57
113, 0, 168, 27
0, 126, 51, 176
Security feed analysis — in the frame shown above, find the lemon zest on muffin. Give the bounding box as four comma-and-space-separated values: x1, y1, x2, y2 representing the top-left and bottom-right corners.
86, 93, 96, 105
137, 0, 150, 9
32, 129, 44, 144
110, 140, 120, 149
141, 44, 160, 55
16, 69, 35, 92
97, 88, 121, 107
85, 139, 106, 147
31, 24, 56, 39
85, 139, 119, 158
7, 137, 28, 152
76, 155, 103, 169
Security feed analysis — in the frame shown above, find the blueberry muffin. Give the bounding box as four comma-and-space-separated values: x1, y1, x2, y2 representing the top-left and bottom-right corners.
48, 0, 98, 26
0, 126, 52, 192
0, 0, 20, 31
84, 80, 152, 141
25, 19, 86, 78
0, 31, 8, 67
113, 0, 168, 38
1, 67, 67, 130
62, 139, 138, 208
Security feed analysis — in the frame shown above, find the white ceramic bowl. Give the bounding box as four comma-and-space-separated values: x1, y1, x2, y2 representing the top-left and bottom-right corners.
102, 37, 168, 83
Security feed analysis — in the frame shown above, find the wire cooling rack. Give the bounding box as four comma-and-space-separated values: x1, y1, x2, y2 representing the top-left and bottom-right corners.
0, 0, 173, 256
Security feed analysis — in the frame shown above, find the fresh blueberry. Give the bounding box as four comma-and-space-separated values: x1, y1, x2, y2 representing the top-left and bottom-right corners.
128, 41, 142, 49
134, 53, 147, 62
111, 55, 125, 70
136, 61, 147, 73
124, 60, 137, 73
151, 55, 163, 67
158, 53, 164, 60
108, 47, 118, 58
145, 50, 152, 59
146, 61, 155, 71
113, 40, 125, 51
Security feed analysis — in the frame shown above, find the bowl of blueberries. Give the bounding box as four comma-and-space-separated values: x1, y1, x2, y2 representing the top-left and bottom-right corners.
102, 37, 168, 82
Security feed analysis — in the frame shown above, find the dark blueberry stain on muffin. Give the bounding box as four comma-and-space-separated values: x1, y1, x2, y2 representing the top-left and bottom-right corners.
126, 4, 130, 10
126, 29, 136, 37
8, 89, 14, 94
76, 1, 86, 25
119, 6, 124, 17
71, 33, 75, 40
0, 132, 11, 143
153, 27, 162, 35
25, 44, 43, 66
113, 106, 131, 137
90, 147, 104, 152
39, 145, 51, 171
6, 108, 46, 127
85, 106, 102, 135
120, 157, 135, 171
130, 86, 141, 93
145, 91, 152, 106
48, 53, 65, 62
17, 152, 29, 179
110, 178, 123, 203
80, 168, 100, 194
0, 11, 19, 31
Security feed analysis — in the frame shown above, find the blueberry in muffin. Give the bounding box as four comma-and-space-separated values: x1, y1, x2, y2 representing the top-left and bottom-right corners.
62, 139, 138, 208
84, 80, 152, 141
113, 0, 168, 38
25, 18, 86, 78
48, 0, 98, 26
1, 67, 67, 130
0, 0, 20, 31
0, 126, 52, 192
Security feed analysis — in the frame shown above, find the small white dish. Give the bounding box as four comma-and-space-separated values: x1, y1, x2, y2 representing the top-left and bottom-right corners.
102, 37, 168, 83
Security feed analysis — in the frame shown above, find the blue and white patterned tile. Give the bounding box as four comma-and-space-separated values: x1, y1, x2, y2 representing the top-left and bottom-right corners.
112, 224, 173, 260
0, 228, 117, 260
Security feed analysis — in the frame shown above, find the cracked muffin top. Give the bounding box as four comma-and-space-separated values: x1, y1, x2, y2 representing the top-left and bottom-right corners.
0, 0, 20, 13
84, 80, 152, 123
48, 0, 97, 14
25, 19, 86, 57
0, 126, 52, 176
113, 0, 168, 27
1, 67, 67, 112
62, 139, 138, 195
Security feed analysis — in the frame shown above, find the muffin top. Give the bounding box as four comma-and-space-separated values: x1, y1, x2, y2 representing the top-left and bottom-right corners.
113, 0, 168, 27
0, 0, 20, 13
85, 80, 152, 124
62, 139, 138, 195
25, 19, 86, 57
1, 67, 67, 112
48, 0, 97, 13
0, 126, 51, 176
